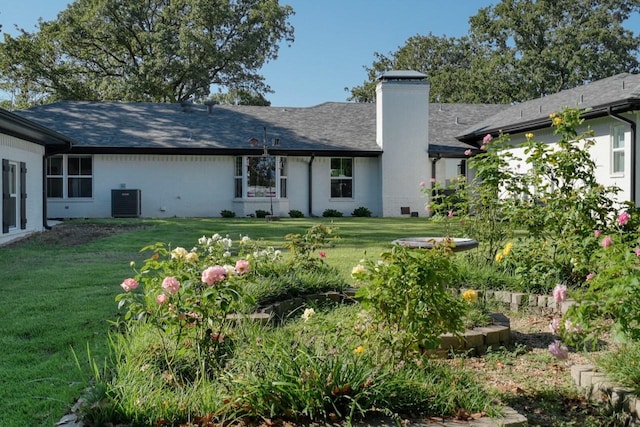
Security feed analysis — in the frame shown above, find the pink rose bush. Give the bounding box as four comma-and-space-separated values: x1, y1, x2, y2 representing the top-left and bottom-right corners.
201, 266, 227, 285
120, 278, 139, 292
162, 276, 181, 294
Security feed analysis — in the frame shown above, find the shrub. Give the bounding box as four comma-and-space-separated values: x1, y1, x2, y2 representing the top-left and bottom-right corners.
351, 206, 371, 217
255, 209, 270, 218
220, 209, 236, 218
322, 209, 343, 217
352, 241, 467, 357
288, 209, 304, 218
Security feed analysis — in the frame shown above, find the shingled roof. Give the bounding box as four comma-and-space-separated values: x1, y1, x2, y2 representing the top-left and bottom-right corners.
16, 100, 506, 157
458, 73, 640, 145
0, 108, 73, 154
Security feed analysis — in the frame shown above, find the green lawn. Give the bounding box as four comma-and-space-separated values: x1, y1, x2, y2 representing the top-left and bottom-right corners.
0, 217, 447, 427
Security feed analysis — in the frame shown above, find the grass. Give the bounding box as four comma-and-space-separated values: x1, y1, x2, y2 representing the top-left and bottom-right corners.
0, 217, 446, 426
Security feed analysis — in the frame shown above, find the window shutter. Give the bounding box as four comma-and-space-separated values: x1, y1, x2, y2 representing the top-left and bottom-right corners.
2, 159, 9, 234
20, 162, 27, 229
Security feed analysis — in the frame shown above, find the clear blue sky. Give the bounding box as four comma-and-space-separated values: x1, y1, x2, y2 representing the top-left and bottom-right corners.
2, 1, 639, 107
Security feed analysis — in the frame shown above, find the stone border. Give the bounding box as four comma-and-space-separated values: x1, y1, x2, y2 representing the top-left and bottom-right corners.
571, 364, 640, 426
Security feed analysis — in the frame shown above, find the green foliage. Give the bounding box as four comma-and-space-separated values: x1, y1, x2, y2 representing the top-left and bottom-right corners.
284, 223, 337, 265
562, 208, 640, 345
596, 341, 640, 396
353, 242, 467, 356
322, 208, 343, 217
0, 0, 294, 106
254, 209, 270, 218
348, 0, 640, 103
288, 209, 304, 218
351, 206, 372, 217
220, 209, 236, 218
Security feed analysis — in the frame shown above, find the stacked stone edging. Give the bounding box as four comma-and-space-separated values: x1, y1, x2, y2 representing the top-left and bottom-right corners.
571, 364, 640, 426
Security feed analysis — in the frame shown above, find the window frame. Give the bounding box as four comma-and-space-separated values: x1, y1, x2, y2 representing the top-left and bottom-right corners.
234, 155, 287, 199
330, 157, 353, 199
611, 125, 626, 176
46, 154, 93, 199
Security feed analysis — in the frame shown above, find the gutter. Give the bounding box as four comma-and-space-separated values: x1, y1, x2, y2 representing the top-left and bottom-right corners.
608, 107, 637, 205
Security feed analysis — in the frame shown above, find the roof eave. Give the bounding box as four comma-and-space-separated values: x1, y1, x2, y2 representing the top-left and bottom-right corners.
457, 98, 640, 146
0, 108, 74, 154
68, 146, 383, 157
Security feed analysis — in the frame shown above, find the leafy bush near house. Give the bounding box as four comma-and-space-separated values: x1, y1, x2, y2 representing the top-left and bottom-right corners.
255, 209, 270, 218
288, 209, 304, 218
220, 209, 236, 218
351, 206, 372, 217
322, 208, 343, 217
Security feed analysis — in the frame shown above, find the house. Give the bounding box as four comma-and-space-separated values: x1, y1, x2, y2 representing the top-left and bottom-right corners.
14, 71, 506, 219
0, 108, 73, 245
457, 73, 640, 205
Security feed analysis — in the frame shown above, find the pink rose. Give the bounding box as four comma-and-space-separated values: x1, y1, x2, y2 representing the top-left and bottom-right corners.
419, 181, 426, 187
234, 259, 250, 275
618, 211, 631, 226
552, 284, 567, 303
161, 276, 180, 294
480, 144, 486, 150
202, 266, 227, 285
156, 293, 168, 304
635, 248, 640, 257
594, 230, 602, 237
586, 272, 596, 281
120, 278, 139, 292
447, 210, 454, 218
464, 149, 472, 156
600, 236, 613, 248
429, 177, 436, 184
318, 251, 326, 258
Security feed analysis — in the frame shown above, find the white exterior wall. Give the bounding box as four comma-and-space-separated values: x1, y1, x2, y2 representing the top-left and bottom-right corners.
376, 78, 430, 217
309, 157, 381, 217
0, 134, 45, 245
48, 154, 236, 218
47, 153, 383, 219
501, 114, 638, 205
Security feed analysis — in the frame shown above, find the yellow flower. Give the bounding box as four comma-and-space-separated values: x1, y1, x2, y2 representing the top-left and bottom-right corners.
351, 264, 366, 277
462, 289, 478, 303
353, 345, 365, 355
171, 247, 188, 259
185, 252, 199, 263
502, 242, 513, 256
553, 117, 562, 126
549, 113, 557, 119
525, 132, 534, 140
495, 252, 504, 262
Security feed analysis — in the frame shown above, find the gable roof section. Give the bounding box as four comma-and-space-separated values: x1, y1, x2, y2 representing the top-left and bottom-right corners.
429, 103, 507, 157
0, 108, 73, 155
17, 100, 507, 157
18, 101, 380, 157
457, 73, 640, 145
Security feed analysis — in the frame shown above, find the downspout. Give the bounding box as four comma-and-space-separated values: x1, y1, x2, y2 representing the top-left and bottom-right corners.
608, 107, 637, 205
42, 156, 51, 230
308, 153, 315, 216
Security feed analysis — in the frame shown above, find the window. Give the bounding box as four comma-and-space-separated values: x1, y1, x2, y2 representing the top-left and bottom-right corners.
2, 159, 26, 233
611, 126, 625, 175
234, 156, 287, 198
330, 158, 353, 198
47, 155, 93, 198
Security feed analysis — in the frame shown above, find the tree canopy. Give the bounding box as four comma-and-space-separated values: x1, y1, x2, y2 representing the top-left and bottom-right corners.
348, 0, 640, 104
0, 0, 294, 108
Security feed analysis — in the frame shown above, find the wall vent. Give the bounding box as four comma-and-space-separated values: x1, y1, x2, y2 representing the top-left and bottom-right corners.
111, 189, 141, 218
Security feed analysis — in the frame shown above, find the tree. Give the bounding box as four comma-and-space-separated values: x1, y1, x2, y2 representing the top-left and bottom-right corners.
0, 0, 294, 108
348, 0, 640, 104
209, 88, 271, 106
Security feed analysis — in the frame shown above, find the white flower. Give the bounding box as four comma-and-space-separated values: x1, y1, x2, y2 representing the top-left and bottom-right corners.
241, 235, 251, 243
301, 308, 316, 322
223, 251, 231, 258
